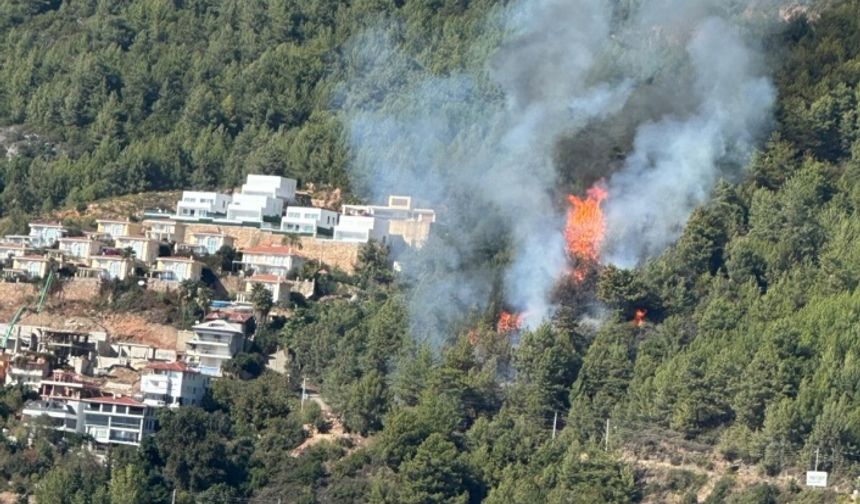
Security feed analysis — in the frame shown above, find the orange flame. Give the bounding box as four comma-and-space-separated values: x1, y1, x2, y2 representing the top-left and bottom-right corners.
633, 308, 647, 326
566, 182, 608, 281
497, 311, 523, 333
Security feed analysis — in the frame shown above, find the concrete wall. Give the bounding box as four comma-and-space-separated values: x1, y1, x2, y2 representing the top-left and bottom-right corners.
183, 223, 361, 273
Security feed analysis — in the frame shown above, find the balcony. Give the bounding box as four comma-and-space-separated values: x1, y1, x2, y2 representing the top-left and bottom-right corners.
141, 375, 170, 395
108, 430, 140, 445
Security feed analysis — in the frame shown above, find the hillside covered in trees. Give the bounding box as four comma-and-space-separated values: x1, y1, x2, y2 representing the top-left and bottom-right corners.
4, 0, 860, 503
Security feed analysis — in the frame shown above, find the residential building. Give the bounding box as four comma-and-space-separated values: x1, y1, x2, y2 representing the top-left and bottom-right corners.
238, 245, 305, 277
333, 215, 388, 243
0, 243, 30, 260
281, 206, 338, 236
58, 237, 102, 261
21, 371, 100, 433
244, 274, 290, 304
96, 219, 143, 239
39, 370, 100, 401
185, 320, 246, 376
141, 361, 209, 408
89, 256, 134, 281
188, 231, 235, 255
82, 395, 156, 446
175, 191, 231, 219
114, 236, 159, 264
204, 309, 256, 336
11, 255, 50, 279
240, 174, 297, 201
225, 193, 284, 223
142, 219, 186, 243
5, 355, 50, 390
28, 222, 67, 248
340, 195, 436, 247
3, 235, 31, 246
22, 400, 81, 432
154, 257, 202, 282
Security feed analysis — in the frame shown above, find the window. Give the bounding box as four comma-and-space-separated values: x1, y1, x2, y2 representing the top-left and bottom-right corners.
129, 407, 144, 415
111, 416, 141, 429
85, 414, 109, 426
115, 405, 127, 414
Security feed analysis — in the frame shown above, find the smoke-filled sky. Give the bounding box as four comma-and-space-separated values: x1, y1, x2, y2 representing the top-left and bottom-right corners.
338, 0, 785, 345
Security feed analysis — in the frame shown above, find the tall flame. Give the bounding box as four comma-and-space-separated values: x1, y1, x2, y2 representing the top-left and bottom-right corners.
565, 182, 608, 281
497, 311, 523, 333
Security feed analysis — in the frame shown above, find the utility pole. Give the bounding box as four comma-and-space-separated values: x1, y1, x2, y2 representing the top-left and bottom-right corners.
604, 419, 610, 452
301, 376, 307, 412
552, 411, 558, 440
815, 446, 820, 471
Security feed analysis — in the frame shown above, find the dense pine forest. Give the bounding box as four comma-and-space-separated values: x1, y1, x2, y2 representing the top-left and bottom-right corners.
3, 0, 860, 503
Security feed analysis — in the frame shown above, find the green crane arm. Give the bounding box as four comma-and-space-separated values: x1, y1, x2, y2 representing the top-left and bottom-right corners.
36, 269, 54, 313
2, 270, 53, 350
2, 306, 28, 350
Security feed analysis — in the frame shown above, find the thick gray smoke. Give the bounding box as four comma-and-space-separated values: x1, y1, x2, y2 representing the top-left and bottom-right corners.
601, 16, 776, 266
338, 0, 781, 344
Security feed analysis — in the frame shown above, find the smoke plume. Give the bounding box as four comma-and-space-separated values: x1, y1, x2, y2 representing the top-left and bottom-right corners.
337, 0, 782, 345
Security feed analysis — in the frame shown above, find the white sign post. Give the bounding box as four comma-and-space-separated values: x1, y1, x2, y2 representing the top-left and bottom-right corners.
806, 471, 828, 488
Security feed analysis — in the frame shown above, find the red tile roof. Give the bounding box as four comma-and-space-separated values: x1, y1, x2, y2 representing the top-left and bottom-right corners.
241, 245, 300, 256
247, 274, 286, 283
83, 395, 144, 406
146, 361, 196, 373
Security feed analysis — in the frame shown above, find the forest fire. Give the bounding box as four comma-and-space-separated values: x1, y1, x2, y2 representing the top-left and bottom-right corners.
633, 308, 647, 326
565, 182, 608, 281
497, 311, 523, 333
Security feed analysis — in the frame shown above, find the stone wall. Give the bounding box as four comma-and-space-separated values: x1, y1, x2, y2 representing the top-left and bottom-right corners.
183, 223, 361, 273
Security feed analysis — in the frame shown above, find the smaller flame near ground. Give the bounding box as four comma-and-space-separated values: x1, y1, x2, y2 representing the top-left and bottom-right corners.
497, 311, 523, 333
633, 308, 647, 326
566, 182, 608, 281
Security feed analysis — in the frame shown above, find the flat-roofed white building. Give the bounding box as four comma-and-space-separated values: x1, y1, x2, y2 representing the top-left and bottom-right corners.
28, 222, 67, 248
226, 193, 284, 223
175, 191, 232, 219
58, 237, 102, 261
114, 236, 159, 264
238, 245, 305, 277
333, 215, 388, 243
241, 174, 297, 201
340, 195, 435, 247
281, 206, 338, 236
185, 320, 246, 377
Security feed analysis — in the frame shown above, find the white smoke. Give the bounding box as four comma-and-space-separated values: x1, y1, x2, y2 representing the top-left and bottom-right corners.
338, 0, 781, 344
601, 16, 776, 266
